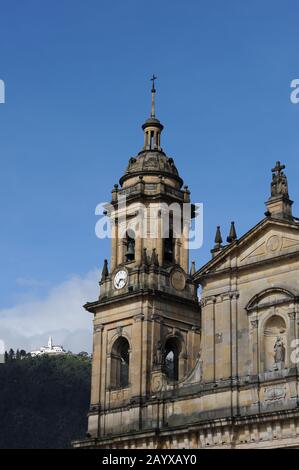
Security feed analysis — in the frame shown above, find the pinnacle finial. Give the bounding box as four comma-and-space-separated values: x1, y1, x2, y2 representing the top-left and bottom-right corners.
142, 247, 149, 266
190, 260, 196, 276
150, 74, 157, 117
151, 248, 159, 267
227, 221, 237, 243
101, 259, 109, 282
214, 226, 223, 246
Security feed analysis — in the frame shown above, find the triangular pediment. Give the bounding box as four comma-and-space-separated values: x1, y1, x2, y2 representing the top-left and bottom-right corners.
195, 217, 299, 280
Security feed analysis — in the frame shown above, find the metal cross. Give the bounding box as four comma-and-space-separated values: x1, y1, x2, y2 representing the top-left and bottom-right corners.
150, 74, 157, 92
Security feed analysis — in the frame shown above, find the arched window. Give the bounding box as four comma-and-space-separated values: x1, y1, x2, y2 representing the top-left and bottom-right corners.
110, 337, 130, 388
164, 338, 180, 381
263, 315, 287, 371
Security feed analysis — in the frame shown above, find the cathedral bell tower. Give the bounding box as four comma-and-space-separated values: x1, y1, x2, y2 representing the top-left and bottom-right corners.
85, 78, 200, 440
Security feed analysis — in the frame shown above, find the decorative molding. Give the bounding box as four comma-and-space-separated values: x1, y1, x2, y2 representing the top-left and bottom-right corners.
94, 324, 104, 333
203, 291, 239, 305
191, 325, 200, 333
246, 287, 296, 312
89, 403, 101, 413
221, 293, 232, 302
250, 319, 258, 329
288, 311, 296, 320
134, 313, 144, 322
116, 326, 123, 336
151, 314, 161, 322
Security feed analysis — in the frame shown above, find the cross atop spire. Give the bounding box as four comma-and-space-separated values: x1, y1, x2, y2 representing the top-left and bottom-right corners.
270, 161, 289, 199
266, 161, 293, 221
150, 74, 157, 92
150, 74, 157, 117
272, 161, 285, 177
141, 75, 163, 151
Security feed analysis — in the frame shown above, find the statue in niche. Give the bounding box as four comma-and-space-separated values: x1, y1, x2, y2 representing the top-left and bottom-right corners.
274, 336, 286, 364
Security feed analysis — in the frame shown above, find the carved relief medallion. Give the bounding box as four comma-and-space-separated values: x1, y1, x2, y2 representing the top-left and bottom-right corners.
266, 235, 281, 254
170, 269, 186, 291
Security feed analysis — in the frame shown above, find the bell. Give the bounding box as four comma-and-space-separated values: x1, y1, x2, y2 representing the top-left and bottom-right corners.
125, 239, 135, 261
164, 238, 173, 262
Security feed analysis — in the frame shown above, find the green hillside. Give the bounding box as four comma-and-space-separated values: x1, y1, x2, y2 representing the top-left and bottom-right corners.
0, 354, 91, 449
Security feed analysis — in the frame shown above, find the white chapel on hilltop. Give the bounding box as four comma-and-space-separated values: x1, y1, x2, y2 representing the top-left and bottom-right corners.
30, 336, 66, 357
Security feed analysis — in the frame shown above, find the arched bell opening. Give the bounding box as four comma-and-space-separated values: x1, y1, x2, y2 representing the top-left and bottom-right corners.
110, 337, 130, 389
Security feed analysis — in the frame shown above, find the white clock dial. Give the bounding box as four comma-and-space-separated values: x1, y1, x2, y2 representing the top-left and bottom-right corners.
114, 270, 128, 290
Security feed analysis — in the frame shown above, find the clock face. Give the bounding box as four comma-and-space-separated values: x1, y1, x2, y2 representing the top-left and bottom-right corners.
114, 270, 128, 290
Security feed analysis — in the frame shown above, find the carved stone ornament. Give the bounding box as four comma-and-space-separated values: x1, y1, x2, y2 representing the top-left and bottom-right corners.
288, 311, 296, 320
170, 269, 186, 291
151, 373, 165, 393
264, 385, 286, 402
94, 324, 104, 333
266, 235, 282, 254
116, 326, 123, 336
215, 333, 223, 344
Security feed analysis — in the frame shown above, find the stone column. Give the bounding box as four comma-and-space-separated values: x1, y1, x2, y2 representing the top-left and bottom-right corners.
88, 323, 104, 437
202, 296, 216, 382
215, 293, 231, 380
135, 233, 143, 266
181, 217, 189, 273
174, 239, 181, 266
117, 238, 124, 266
90, 323, 104, 406
131, 313, 145, 401
157, 209, 163, 266
288, 307, 296, 369
110, 218, 118, 272
231, 293, 239, 379
190, 326, 200, 370
249, 315, 259, 375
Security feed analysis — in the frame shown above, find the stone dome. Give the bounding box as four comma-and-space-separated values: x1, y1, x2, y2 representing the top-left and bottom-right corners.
119, 150, 183, 187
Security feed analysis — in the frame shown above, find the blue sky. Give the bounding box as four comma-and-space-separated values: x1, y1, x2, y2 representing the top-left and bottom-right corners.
0, 0, 298, 351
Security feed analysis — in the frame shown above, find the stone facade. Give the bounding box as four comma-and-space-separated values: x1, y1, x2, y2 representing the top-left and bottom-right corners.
73, 89, 299, 449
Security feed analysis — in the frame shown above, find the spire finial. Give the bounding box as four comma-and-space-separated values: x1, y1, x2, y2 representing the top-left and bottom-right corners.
101, 259, 109, 282
190, 260, 196, 276
227, 221, 237, 243
150, 74, 157, 117
214, 226, 223, 246
211, 226, 224, 258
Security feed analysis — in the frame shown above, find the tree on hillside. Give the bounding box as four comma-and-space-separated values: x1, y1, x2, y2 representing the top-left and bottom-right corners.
8, 349, 14, 362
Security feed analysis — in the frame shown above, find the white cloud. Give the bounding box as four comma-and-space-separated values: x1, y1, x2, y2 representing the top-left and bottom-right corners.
0, 270, 99, 353
15, 277, 50, 288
